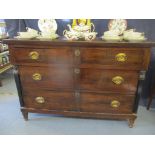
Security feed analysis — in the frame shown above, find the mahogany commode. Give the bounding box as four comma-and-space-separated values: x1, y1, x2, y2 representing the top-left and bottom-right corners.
4, 39, 155, 127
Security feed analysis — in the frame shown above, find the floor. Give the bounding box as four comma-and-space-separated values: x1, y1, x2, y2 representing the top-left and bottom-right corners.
0, 71, 155, 135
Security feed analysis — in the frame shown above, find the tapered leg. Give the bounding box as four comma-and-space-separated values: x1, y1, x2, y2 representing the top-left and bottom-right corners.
21, 109, 28, 121
0, 80, 2, 87
128, 117, 136, 128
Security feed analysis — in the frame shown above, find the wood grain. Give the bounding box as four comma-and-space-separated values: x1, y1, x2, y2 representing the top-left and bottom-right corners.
4, 38, 154, 127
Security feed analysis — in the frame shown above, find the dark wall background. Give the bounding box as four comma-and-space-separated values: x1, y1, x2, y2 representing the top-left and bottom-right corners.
4, 19, 155, 107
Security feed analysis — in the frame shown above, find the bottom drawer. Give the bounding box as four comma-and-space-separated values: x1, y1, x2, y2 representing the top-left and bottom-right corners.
23, 89, 76, 111
80, 93, 135, 114
22, 89, 135, 114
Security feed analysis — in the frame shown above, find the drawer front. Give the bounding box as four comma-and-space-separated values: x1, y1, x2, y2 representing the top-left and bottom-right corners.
80, 48, 147, 69
78, 69, 139, 93
23, 89, 76, 111
19, 66, 74, 90
12, 47, 74, 65
80, 92, 135, 114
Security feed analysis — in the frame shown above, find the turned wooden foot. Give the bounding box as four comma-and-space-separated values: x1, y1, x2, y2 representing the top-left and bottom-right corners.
21, 109, 28, 121
128, 118, 136, 128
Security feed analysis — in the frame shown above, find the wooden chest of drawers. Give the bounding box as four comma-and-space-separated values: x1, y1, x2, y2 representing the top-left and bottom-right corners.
4, 39, 155, 127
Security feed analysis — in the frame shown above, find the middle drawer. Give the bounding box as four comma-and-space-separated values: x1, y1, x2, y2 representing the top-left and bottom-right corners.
19, 66, 139, 93
19, 66, 74, 90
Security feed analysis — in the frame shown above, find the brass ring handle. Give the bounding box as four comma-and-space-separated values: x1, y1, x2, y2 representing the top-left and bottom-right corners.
35, 96, 45, 104
74, 68, 80, 74
29, 51, 39, 60
74, 49, 80, 56
115, 53, 127, 62
112, 76, 124, 85
111, 100, 120, 108
32, 73, 42, 81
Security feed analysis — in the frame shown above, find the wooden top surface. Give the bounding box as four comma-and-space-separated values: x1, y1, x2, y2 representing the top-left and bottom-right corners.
3, 38, 155, 48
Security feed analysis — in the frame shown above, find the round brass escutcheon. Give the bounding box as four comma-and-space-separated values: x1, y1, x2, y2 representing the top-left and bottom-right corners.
111, 100, 120, 108
32, 73, 42, 81
35, 96, 45, 104
74, 49, 80, 57
29, 51, 39, 60
115, 53, 127, 62
74, 68, 80, 74
112, 76, 124, 85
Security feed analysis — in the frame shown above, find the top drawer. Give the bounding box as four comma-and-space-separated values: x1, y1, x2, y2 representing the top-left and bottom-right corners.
79, 47, 150, 70
10, 47, 74, 66
10, 46, 150, 70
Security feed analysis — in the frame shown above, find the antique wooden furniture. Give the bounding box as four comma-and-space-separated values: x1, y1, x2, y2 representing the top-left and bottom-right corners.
0, 39, 13, 87
4, 39, 155, 127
